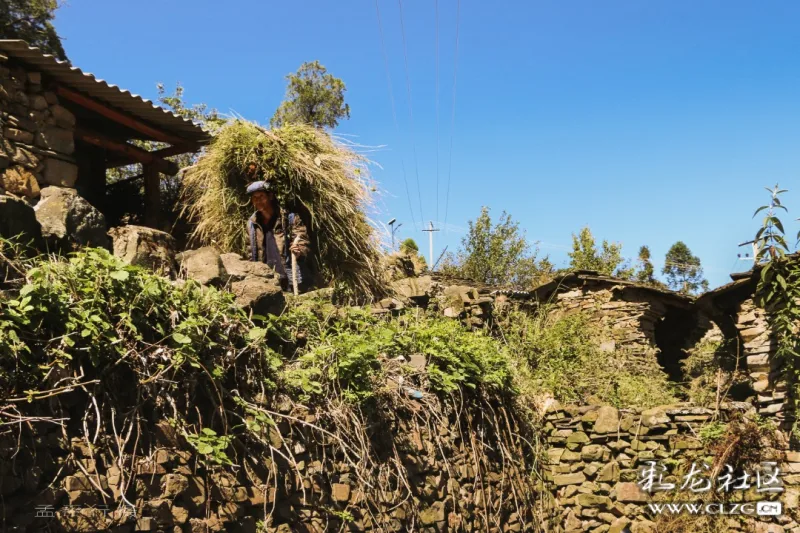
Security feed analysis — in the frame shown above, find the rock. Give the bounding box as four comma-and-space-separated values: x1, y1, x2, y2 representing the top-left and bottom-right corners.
51, 105, 76, 128
58, 507, 107, 532
392, 275, 433, 301
581, 444, 604, 461
230, 275, 285, 316
30, 94, 47, 110
4, 127, 34, 143
219, 253, 277, 280
0, 165, 39, 198
597, 462, 620, 483
41, 158, 77, 187
576, 494, 612, 509
419, 501, 445, 525
109, 225, 177, 275
162, 474, 189, 498
177, 247, 227, 286
332, 483, 351, 502
35, 126, 74, 155
34, 187, 109, 251
11, 145, 39, 169
593, 406, 620, 434
0, 194, 43, 247
615, 482, 648, 503
609, 517, 631, 533
554, 472, 586, 486
641, 406, 670, 427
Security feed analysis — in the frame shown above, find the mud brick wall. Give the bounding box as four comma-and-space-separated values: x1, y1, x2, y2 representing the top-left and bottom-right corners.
0, 54, 78, 201
543, 403, 800, 533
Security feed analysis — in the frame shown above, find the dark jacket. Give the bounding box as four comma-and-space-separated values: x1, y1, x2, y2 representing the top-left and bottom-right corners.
247, 207, 311, 290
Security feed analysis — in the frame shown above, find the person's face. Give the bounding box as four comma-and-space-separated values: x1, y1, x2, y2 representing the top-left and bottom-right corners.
251, 191, 274, 212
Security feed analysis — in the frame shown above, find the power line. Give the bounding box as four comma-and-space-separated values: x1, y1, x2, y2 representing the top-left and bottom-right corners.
374, 0, 418, 231
443, 0, 461, 230
397, 0, 425, 224
434, 0, 441, 225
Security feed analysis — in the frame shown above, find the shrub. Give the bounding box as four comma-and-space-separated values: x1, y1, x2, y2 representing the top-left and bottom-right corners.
498, 307, 677, 409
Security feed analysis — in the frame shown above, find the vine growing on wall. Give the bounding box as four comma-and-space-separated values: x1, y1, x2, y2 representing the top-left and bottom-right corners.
753, 185, 800, 438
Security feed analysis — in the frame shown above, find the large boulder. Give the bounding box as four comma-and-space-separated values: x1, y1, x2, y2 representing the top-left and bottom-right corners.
220, 253, 276, 280
392, 275, 434, 307
230, 276, 285, 317
0, 194, 43, 248
109, 225, 177, 276
34, 186, 109, 251
220, 253, 284, 315
176, 247, 227, 286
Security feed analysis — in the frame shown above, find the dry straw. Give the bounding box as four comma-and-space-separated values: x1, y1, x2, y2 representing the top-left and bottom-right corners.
181, 120, 387, 300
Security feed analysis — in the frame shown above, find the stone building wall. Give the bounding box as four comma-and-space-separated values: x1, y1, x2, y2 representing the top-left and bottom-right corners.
0, 54, 78, 200
543, 402, 800, 533
733, 298, 787, 420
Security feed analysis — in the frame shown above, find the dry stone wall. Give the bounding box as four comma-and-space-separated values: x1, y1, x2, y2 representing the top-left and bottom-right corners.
0, 55, 78, 199
733, 298, 788, 421
543, 402, 800, 533
0, 396, 543, 533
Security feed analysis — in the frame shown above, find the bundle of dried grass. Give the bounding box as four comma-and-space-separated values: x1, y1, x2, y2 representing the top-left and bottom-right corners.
181, 120, 387, 300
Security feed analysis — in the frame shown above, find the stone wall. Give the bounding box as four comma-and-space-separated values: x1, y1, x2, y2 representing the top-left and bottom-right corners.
0, 55, 78, 200
0, 395, 543, 533
733, 298, 788, 421
543, 402, 799, 533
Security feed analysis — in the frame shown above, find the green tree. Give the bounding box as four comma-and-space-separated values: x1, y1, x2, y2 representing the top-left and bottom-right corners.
271, 61, 350, 129
662, 241, 709, 295
568, 226, 632, 278
635, 245, 656, 284
0, 0, 65, 60
442, 206, 552, 287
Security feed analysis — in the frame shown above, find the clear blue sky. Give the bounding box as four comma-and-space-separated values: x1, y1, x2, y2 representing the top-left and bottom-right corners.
54, 1, 800, 288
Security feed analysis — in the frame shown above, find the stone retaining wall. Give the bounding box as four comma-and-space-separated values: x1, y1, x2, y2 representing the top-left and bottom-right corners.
543, 402, 799, 532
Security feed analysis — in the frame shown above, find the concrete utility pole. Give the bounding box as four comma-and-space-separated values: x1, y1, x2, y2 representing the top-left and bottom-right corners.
422, 221, 440, 268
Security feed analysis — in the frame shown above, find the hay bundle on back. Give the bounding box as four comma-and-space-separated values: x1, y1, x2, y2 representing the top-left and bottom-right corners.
181, 120, 387, 300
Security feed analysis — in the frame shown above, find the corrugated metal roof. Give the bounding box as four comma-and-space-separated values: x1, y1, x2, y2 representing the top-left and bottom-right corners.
0, 40, 210, 144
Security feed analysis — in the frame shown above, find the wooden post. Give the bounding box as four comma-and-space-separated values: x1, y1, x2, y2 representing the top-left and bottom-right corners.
143, 164, 160, 229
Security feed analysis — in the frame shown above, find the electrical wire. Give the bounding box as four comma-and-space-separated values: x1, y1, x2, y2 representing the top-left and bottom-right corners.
434, 0, 441, 225
374, 0, 418, 231
397, 0, 425, 224
443, 0, 461, 230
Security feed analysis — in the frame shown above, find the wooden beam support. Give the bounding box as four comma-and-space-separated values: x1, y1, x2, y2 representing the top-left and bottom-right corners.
74, 127, 179, 176
57, 86, 186, 145
107, 143, 201, 168
143, 164, 161, 229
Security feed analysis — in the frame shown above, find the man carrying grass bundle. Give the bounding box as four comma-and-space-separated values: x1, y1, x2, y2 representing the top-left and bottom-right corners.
246, 179, 311, 294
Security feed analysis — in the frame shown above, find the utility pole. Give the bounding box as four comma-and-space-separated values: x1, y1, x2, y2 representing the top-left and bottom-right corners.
422, 221, 440, 268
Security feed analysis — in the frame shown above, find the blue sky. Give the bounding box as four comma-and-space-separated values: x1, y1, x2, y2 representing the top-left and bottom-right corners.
54, 1, 800, 288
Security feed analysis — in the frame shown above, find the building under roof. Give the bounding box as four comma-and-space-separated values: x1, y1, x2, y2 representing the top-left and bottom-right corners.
0, 40, 212, 227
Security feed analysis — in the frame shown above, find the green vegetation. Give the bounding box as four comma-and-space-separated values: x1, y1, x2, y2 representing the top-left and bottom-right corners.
0, 0, 65, 59
271, 60, 351, 129
663, 241, 708, 295
498, 307, 677, 409
399, 238, 419, 254
440, 206, 554, 288
680, 338, 743, 408
752, 185, 800, 437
